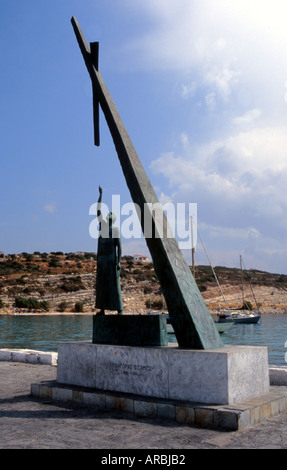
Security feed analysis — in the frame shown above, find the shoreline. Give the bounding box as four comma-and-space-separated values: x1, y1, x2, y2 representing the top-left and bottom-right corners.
1, 307, 286, 316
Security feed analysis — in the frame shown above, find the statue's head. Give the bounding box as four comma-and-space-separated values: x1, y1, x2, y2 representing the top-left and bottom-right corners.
106, 212, 116, 226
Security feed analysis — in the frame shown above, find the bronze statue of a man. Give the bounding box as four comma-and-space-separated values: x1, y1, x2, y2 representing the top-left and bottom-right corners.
95, 186, 123, 315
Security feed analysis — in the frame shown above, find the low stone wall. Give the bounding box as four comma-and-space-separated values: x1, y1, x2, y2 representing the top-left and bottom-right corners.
0, 349, 57, 366
269, 366, 287, 386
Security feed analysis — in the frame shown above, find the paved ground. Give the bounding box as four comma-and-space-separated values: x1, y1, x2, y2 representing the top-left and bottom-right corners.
0, 361, 287, 449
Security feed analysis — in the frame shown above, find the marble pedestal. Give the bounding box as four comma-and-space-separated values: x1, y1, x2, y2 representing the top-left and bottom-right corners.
57, 342, 269, 405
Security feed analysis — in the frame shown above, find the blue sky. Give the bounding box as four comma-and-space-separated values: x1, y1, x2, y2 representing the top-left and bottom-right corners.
1, 1, 287, 274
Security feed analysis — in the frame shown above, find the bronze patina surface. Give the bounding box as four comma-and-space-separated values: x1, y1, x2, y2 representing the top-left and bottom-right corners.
95, 186, 123, 314
93, 315, 168, 346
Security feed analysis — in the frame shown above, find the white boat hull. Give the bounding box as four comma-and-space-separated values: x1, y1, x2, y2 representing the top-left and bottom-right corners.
218, 310, 261, 324
167, 321, 234, 335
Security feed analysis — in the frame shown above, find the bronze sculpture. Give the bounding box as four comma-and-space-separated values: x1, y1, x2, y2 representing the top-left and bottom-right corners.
95, 186, 123, 315
71, 17, 223, 349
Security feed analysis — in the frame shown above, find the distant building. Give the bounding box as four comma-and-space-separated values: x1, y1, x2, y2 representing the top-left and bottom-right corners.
133, 254, 150, 263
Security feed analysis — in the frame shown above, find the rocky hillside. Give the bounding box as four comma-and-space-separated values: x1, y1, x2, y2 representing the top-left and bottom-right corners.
0, 252, 286, 313
195, 265, 287, 313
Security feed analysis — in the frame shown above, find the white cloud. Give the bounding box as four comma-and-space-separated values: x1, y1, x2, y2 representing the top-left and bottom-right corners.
233, 109, 262, 126
180, 132, 189, 148
129, 0, 287, 64
125, 1, 287, 112
123, 0, 287, 271
151, 126, 287, 196
44, 202, 57, 214
204, 66, 240, 100
181, 81, 197, 100
150, 125, 287, 262
205, 93, 216, 112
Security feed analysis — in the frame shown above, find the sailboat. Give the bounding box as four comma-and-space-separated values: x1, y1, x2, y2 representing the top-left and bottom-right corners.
164, 219, 234, 335
195, 229, 235, 333
191, 220, 235, 334
217, 255, 261, 324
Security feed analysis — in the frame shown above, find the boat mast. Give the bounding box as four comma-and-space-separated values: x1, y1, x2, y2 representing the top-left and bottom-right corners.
240, 254, 245, 306
198, 230, 230, 313
240, 256, 260, 311
190, 216, 196, 279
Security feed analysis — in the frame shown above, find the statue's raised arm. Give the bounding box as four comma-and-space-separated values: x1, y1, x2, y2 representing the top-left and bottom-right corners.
97, 185, 103, 218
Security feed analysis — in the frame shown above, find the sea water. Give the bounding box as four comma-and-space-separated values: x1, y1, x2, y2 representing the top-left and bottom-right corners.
221, 314, 287, 366
0, 313, 286, 366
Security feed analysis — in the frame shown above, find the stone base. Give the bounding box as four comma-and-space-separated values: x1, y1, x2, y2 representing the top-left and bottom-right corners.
93, 314, 168, 346
57, 342, 269, 405
30, 380, 287, 431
